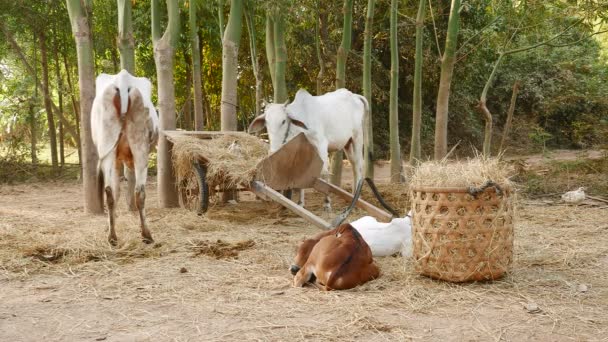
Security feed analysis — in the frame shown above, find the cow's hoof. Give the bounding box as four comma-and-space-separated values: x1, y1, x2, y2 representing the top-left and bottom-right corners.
108, 236, 118, 247
142, 234, 154, 244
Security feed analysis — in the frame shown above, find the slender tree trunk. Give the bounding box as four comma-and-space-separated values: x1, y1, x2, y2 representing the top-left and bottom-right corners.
244, 1, 262, 116
434, 0, 461, 160
66, 0, 103, 214
54, 41, 65, 167
62, 50, 82, 165
410, 0, 426, 164
190, 0, 205, 130
331, 0, 354, 186
273, 11, 287, 103
265, 14, 276, 93
39, 31, 59, 173
477, 53, 503, 157
389, 0, 401, 183
362, 0, 375, 179
117, 0, 135, 72
152, 0, 180, 208
29, 102, 38, 167
314, 6, 324, 96
220, 0, 243, 131
499, 81, 520, 153
183, 50, 193, 130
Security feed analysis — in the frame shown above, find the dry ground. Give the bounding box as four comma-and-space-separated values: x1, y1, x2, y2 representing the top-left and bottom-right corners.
1, 162, 607, 341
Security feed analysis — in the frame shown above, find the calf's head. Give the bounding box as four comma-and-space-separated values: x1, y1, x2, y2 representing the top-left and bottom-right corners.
248, 102, 308, 153
290, 238, 320, 275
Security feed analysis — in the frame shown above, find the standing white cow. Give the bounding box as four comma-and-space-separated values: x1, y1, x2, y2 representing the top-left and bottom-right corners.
248, 88, 368, 209
91, 69, 159, 245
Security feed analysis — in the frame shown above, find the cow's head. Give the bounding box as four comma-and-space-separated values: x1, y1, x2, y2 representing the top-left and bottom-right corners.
247, 101, 308, 153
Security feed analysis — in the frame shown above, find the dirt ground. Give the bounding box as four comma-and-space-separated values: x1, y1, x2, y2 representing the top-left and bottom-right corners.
1, 161, 607, 341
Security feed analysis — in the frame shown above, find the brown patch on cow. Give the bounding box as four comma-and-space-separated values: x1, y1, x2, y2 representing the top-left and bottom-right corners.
115, 131, 134, 170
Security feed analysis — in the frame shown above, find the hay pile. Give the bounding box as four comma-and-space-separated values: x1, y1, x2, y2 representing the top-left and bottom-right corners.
172, 133, 268, 188
410, 157, 515, 189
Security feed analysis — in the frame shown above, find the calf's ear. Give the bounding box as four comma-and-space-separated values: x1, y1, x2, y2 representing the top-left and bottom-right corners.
247, 114, 266, 133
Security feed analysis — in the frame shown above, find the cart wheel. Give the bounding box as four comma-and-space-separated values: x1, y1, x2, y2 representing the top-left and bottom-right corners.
178, 161, 209, 215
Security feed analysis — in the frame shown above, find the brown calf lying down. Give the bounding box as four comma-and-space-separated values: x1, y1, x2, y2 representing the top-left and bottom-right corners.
292, 224, 380, 290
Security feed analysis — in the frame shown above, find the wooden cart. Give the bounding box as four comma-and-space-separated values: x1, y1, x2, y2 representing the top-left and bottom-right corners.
165, 130, 394, 230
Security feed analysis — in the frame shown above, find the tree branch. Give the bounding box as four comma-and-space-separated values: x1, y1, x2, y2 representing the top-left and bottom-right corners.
428, 0, 442, 59
546, 29, 608, 47
503, 19, 583, 55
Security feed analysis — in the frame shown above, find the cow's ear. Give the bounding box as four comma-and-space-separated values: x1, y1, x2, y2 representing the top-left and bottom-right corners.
289, 116, 308, 130
248, 114, 266, 133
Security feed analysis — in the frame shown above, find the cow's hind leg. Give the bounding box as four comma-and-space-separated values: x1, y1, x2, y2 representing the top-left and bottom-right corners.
132, 150, 153, 244
125, 166, 137, 211
102, 158, 120, 246
343, 137, 363, 194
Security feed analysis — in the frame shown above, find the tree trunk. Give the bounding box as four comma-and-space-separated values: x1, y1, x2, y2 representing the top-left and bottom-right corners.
331, 0, 354, 187
244, 0, 262, 116
66, 0, 103, 214
477, 53, 503, 157
54, 39, 65, 167
39, 31, 59, 174
499, 81, 520, 153
62, 50, 82, 165
29, 102, 38, 167
410, 0, 426, 164
273, 11, 287, 103
152, 0, 180, 208
314, 5, 324, 96
434, 0, 461, 160
362, 0, 375, 179
220, 0, 243, 131
265, 14, 276, 93
389, 0, 401, 183
190, 0, 205, 130
117, 0, 135, 72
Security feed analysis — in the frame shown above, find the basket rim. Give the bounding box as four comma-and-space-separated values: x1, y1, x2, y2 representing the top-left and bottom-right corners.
410, 185, 512, 193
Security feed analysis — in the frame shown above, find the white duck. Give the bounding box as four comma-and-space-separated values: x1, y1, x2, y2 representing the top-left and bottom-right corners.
350, 212, 413, 257
561, 187, 586, 204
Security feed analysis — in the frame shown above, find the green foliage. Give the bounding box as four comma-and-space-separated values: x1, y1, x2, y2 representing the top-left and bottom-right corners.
1, 0, 608, 171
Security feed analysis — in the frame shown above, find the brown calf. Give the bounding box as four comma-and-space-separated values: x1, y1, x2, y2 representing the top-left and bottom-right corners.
292, 224, 380, 291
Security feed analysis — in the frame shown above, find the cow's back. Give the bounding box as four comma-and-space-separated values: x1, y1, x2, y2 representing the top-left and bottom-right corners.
288, 89, 365, 150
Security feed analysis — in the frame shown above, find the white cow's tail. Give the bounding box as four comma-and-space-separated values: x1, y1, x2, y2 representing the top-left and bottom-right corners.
354, 94, 370, 115
97, 161, 105, 208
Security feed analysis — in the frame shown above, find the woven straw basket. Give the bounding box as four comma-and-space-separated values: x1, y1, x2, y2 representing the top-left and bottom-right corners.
410, 185, 514, 282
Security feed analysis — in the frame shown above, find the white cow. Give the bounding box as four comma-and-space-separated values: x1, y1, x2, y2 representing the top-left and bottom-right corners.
91, 69, 159, 245
248, 88, 368, 209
